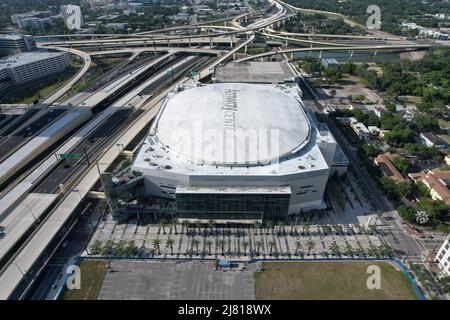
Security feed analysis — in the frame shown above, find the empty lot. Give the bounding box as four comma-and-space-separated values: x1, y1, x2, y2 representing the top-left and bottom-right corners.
255, 261, 418, 300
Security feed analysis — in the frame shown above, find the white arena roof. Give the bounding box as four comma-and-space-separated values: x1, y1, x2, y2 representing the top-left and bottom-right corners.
153, 83, 310, 166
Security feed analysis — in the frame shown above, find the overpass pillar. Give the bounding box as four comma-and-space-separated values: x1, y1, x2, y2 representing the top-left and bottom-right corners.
290, 52, 293, 60
373, 50, 378, 56
244, 45, 247, 54
123, 41, 126, 48
277, 21, 281, 28
209, 37, 213, 49
224, 21, 227, 27
319, 50, 323, 60
233, 52, 236, 60
188, 38, 191, 47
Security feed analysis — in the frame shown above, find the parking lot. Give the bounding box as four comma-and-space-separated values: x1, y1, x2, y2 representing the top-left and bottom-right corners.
98, 260, 255, 300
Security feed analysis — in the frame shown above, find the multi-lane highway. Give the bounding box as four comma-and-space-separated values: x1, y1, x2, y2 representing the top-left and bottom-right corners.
0, 0, 446, 300
0, 52, 213, 299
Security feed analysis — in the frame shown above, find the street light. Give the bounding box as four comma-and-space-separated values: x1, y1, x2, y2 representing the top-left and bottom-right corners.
24, 203, 38, 224
12, 262, 25, 276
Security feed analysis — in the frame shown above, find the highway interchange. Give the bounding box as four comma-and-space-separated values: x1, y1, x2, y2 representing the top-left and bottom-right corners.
0, 0, 447, 300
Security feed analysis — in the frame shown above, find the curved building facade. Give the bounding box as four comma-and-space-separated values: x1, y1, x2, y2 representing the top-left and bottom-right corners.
125, 82, 338, 220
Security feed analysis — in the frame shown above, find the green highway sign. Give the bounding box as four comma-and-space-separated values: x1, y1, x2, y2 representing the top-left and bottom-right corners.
166, 68, 173, 75
190, 70, 198, 77
58, 153, 82, 159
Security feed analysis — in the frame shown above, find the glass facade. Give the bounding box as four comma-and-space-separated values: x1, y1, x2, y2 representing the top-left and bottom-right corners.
176, 192, 290, 220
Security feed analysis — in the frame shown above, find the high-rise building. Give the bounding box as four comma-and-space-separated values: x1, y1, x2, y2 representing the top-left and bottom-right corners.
61, 5, 84, 30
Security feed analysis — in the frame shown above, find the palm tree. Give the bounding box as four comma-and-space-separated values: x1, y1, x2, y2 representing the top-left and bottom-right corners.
290, 222, 295, 235
306, 240, 315, 255
191, 238, 200, 255
181, 220, 189, 234
268, 240, 276, 256
172, 218, 179, 235
329, 242, 340, 256
295, 240, 302, 255
266, 221, 273, 235
277, 221, 286, 235
160, 218, 167, 235
152, 239, 161, 255
255, 240, 263, 255
302, 223, 310, 236
196, 221, 202, 235
345, 243, 353, 257
206, 240, 213, 254
254, 221, 262, 235
218, 239, 226, 255
208, 219, 215, 235
241, 240, 249, 255
166, 238, 175, 255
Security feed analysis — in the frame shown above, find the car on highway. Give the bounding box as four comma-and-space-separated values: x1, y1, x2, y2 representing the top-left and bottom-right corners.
0, 226, 5, 237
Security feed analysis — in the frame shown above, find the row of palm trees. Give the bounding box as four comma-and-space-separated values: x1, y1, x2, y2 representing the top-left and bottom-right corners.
149, 237, 317, 257
155, 218, 378, 238
149, 236, 392, 258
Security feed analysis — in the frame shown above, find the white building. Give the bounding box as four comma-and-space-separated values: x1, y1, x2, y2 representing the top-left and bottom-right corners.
0, 51, 69, 90
419, 132, 447, 149
61, 5, 84, 30
11, 11, 53, 30
435, 234, 450, 277
107, 82, 342, 220
350, 122, 370, 140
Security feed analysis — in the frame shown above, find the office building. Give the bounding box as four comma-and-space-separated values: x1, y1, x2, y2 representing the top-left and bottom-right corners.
61, 5, 84, 30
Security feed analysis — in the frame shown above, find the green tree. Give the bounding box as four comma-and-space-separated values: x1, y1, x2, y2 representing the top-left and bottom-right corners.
165, 238, 175, 255
379, 176, 399, 198
218, 239, 226, 255
397, 181, 414, 199
152, 239, 161, 255
329, 242, 340, 256
397, 205, 416, 223
306, 240, 315, 255
191, 238, 200, 254
255, 240, 263, 255
206, 240, 213, 254
295, 240, 302, 255
241, 240, 249, 255
391, 156, 409, 176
